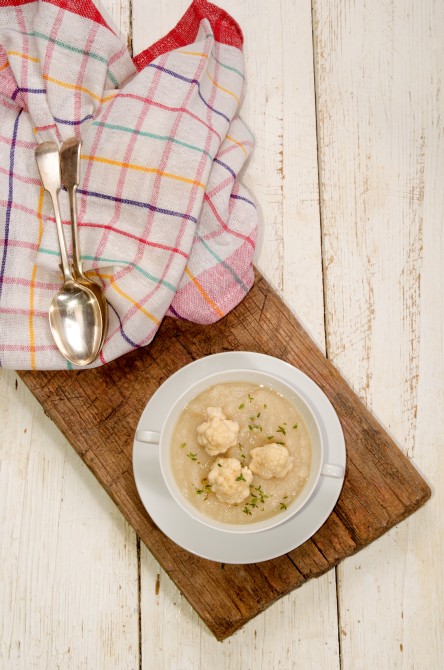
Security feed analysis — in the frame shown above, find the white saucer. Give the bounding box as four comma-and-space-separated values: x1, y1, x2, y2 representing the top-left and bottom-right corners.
133, 352, 346, 564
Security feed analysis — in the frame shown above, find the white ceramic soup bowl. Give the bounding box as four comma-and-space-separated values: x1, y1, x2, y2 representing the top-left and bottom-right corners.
135, 368, 344, 534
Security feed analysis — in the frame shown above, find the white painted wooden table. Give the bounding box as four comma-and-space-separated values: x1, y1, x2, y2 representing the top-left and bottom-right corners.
1, 1, 443, 667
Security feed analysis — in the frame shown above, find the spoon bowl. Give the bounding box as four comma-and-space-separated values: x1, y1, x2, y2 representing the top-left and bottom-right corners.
49, 280, 103, 366
73, 271, 109, 351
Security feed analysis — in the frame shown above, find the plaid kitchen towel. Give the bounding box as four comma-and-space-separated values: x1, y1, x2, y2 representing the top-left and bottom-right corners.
0, 0, 258, 369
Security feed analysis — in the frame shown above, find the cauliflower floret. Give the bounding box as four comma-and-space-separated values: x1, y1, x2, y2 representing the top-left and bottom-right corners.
207, 457, 253, 504
197, 406, 239, 456
206, 407, 225, 420
249, 444, 294, 479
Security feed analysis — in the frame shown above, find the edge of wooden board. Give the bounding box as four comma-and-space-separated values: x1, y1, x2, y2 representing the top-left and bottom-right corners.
16, 270, 432, 640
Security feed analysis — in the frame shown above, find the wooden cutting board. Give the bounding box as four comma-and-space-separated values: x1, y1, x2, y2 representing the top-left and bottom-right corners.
17, 270, 431, 640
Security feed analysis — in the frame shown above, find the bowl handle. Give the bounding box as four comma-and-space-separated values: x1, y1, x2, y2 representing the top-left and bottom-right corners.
321, 463, 345, 478
136, 430, 160, 444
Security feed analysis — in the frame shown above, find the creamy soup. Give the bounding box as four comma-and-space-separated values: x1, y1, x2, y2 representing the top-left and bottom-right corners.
170, 382, 312, 524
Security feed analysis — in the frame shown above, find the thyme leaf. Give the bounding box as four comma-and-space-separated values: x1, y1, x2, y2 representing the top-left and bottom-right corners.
250, 484, 270, 504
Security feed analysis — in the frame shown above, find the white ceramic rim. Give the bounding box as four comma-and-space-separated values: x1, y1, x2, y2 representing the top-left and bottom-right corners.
132, 352, 346, 564
156, 368, 325, 534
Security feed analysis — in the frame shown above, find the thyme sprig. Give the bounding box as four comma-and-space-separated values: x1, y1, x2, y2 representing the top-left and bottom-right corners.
279, 495, 289, 511
248, 423, 262, 431
241, 484, 271, 514
238, 443, 247, 462
251, 484, 270, 504
239, 484, 272, 516
195, 478, 212, 500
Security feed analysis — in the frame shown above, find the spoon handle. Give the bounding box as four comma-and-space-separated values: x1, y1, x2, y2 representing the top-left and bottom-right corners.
67, 183, 82, 277
34, 142, 73, 283
60, 138, 83, 278
49, 189, 73, 283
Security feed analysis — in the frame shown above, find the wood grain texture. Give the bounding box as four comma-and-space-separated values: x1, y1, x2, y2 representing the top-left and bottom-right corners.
1, 0, 440, 663
17, 270, 431, 640
140, 548, 340, 668
0, 370, 139, 668
98, 0, 131, 40
312, 0, 443, 666
132, 0, 337, 661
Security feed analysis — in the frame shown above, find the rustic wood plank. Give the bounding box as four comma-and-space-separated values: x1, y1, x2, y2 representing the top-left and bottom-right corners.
0, 370, 139, 668
132, 0, 339, 661
312, 0, 443, 666
17, 270, 431, 640
1, 0, 437, 658
0, 1, 140, 667
99, 0, 131, 42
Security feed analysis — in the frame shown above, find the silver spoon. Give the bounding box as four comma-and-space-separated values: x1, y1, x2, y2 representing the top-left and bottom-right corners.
35, 141, 103, 366
60, 137, 108, 352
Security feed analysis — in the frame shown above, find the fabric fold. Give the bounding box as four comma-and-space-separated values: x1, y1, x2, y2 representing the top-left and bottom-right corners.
0, 0, 259, 369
